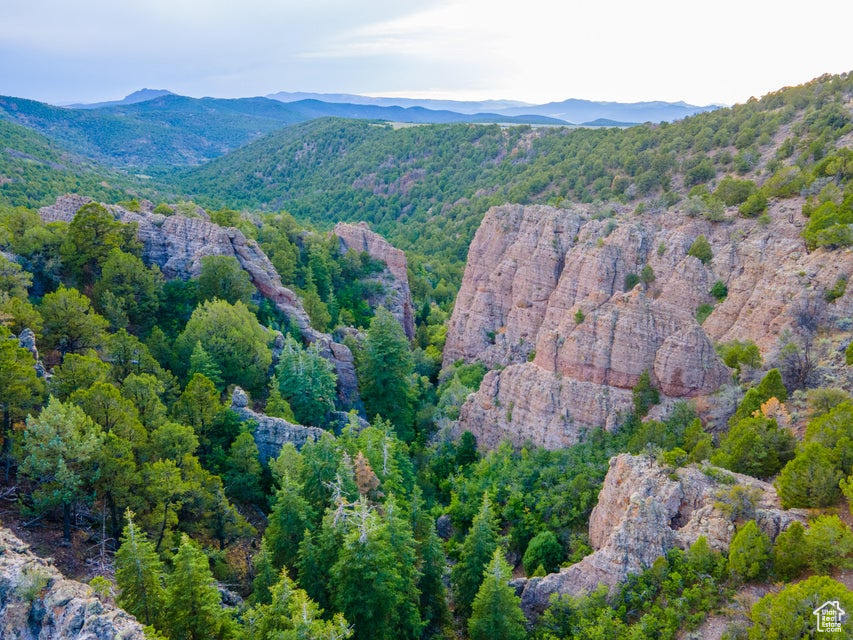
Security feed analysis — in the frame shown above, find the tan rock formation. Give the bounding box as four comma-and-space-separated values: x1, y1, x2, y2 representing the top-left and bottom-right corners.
39, 195, 361, 409
519, 454, 804, 615
333, 222, 415, 340
448, 202, 853, 447
0, 526, 145, 639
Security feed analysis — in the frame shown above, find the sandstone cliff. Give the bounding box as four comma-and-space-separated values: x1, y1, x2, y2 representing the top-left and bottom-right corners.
519, 453, 803, 615
448, 202, 853, 447
39, 195, 360, 409
0, 526, 145, 639
333, 222, 415, 340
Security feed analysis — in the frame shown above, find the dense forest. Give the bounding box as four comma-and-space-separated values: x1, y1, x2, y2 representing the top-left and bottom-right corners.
0, 72, 852, 639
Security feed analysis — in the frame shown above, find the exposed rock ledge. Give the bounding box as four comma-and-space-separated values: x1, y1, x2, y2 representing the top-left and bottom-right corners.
333, 222, 415, 340
518, 453, 804, 616
0, 526, 145, 639
39, 195, 360, 409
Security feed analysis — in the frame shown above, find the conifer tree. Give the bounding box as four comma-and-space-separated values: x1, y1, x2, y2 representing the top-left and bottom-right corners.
250, 540, 278, 606
728, 520, 771, 582
451, 494, 499, 619
264, 382, 295, 422
224, 431, 263, 504
115, 510, 166, 629
188, 340, 224, 390
164, 535, 232, 640
265, 475, 313, 571
468, 548, 526, 640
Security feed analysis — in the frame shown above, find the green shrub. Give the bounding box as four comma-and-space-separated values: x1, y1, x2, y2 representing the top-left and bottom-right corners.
825, 275, 848, 302
847, 341, 853, 365
687, 235, 713, 264
574, 309, 585, 324
728, 520, 771, 582
624, 273, 640, 291
802, 199, 853, 249
710, 280, 728, 300
738, 191, 768, 217
714, 177, 757, 206
523, 530, 564, 576
717, 340, 762, 377
696, 303, 714, 325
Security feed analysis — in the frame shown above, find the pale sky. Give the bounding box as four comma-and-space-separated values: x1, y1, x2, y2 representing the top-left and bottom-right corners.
1, 0, 851, 106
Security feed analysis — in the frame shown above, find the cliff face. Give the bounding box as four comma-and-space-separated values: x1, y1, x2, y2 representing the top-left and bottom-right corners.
39, 195, 360, 409
519, 454, 803, 615
0, 527, 145, 639
448, 202, 853, 447
333, 222, 415, 340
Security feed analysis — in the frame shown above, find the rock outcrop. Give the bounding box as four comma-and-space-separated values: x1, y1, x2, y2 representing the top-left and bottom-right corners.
333, 222, 415, 340
39, 195, 360, 409
519, 454, 803, 615
17, 328, 46, 378
0, 526, 145, 639
447, 202, 853, 447
230, 387, 326, 463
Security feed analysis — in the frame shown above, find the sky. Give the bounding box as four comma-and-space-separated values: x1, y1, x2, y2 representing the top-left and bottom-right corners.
1, 0, 852, 107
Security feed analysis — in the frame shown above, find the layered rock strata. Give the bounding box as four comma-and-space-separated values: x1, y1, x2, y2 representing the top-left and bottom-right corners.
40, 195, 360, 408
333, 222, 415, 340
0, 526, 145, 639
447, 202, 853, 446
519, 454, 804, 615
230, 387, 326, 463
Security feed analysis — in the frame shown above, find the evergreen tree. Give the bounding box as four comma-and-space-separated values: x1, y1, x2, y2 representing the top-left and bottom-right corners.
276, 336, 337, 427
711, 416, 795, 478
188, 341, 224, 390
522, 530, 564, 576
264, 382, 296, 422
468, 548, 526, 640
358, 308, 416, 441
250, 540, 278, 606
772, 521, 808, 581
93, 248, 162, 333
748, 576, 853, 639
451, 494, 499, 619
247, 567, 351, 640
115, 510, 166, 629
19, 397, 104, 541
728, 520, 771, 582
173, 373, 223, 450
224, 431, 263, 504
0, 325, 44, 473
40, 286, 109, 358
775, 442, 843, 508
164, 535, 232, 640
265, 475, 313, 571
197, 255, 254, 306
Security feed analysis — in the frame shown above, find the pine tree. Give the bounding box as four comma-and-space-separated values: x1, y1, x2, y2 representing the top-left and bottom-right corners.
164, 535, 231, 640
115, 510, 166, 629
468, 548, 526, 640
224, 431, 263, 504
248, 567, 351, 640
358, 308, 416, 441
451, 494, 499, 619
728, 520, 771, 582
264, 382, 295, 422
188, 341, 224, 390
250, 540, 278, 606
265, 475, 313, 571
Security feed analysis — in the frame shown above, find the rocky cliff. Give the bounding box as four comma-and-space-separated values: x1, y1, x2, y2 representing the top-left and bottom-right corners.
448, 202, 853, 447
0, 526, 145, 639
519, 453, 803, 615
333, 222, 415, 340
39, 195, 360, 409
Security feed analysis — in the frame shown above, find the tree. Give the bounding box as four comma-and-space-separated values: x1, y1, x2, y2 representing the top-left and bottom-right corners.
187, 340, 225, 391
523, 530, 563, 576
175, 299, 272, 393
40, 286, 109, 359
19, 397, 104, 541
775, 443, 842, 508
93, 249, 162, 333
224, 431, 263, 504
632, 369, 660, 418
805, 401, 853, 473
358, 308, 416, 441
121, 373, 169, 430
711, 416, 795, 478
265, 475, 313, 572
0, 326, 44, 474
197, 255, 254, 306
71, 381, 146, 444
451, 495, 499, 619
730, 368, 788, 424
276, 336, 337, 427
772, 521, 808, 581
49, 352, 110, 400
164, 535, 233, 640
468, 549, 526, 640
803, 515, 853, 575
748, 576, 853, 639
728, 520, 771, 582
247, 567, 352, 640
264, 382, 295, 422
687, 234, 713, 264
60, 202, 139, 285
717, 340, 762, 378
115, 510, 166, 630
173, 374, 223, 450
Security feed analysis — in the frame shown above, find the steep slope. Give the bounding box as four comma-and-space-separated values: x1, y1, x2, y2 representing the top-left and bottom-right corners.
39, 195, 361, 408
448, 200, 853, 447
0, 526, 145, 639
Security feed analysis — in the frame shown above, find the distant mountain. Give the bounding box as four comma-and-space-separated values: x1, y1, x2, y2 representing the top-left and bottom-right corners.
65, 88, 175, 109
580, 118, 638, 127
269, 91, 717, 123
268, 91, 531, 115
497, 98, 718, 123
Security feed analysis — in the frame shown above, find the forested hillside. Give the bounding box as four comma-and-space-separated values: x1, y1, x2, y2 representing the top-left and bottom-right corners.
0, 72, 851, 640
